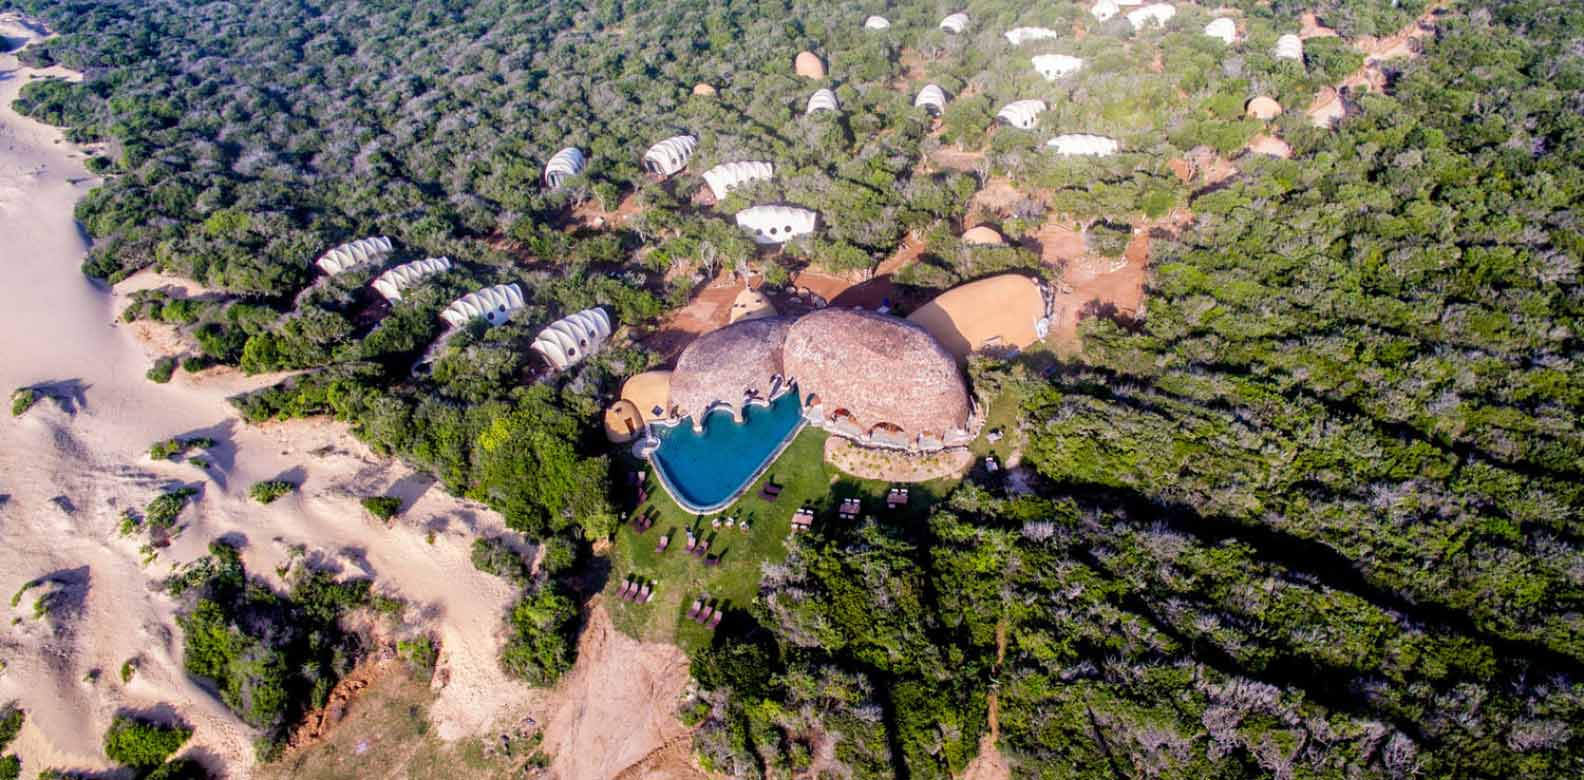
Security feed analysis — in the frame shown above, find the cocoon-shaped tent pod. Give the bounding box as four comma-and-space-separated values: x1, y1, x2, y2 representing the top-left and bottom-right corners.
642, 135, 697, 177
914, 84, 949, 115
805, 88, 840, 115
1115, 0, 1145, 6
1245, 96, 1283, 120
907, 274, 1050, 361
372, 256, 452, 302
315, 236, 393, 276
729, 288, 778, 323
1275, 33, 1304, 61
1005, 27, 1060, 45
1204, 17, 1237, 44
794, 51, 826, 79
544, 147, 586, 189
1127, 3, 1176, 29
441, 283, 524, 328
1047, 134, 1121, 157
604, 400, 644, 443
961, 226, 1006, 246
702, 161, 774, 201
1033, 54, 1084, 80
1091, 0, 1120, 22
735, 206, 818, 245
939, 12, 969, 33
531, 306, 614, 372
996, 99, 1047, 130
863, 16, 891, 30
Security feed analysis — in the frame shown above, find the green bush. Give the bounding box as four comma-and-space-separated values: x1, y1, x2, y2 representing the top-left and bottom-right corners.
146, 488, 198, 528
360, 496, 402, 521
247, 480, 294, 505
500, 584, 578, 686
102, 714, 191, 769
146, 357, 176, 384
470, 537, 529, 583
145, 758, 210, 779
397, 636, 438, 681
0, 704, 23, 750
1085, 221, 1132, 258
9, 389, 37, 417
0, 754, 18, 780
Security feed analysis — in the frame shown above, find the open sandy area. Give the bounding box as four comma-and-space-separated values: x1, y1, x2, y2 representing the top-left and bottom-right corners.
0, 17, 691, 779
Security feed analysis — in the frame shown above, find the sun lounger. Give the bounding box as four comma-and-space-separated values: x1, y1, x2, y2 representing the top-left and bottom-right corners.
696, 605, 714, 623
692, 539, 710, 557
705, 555, 720, 567
638, 583, 652, 602
707, 611, 723, 629
617, 579, 634, 599
687, 598, 702, 619
711, 517, 721, 528
656, 534, 670, 553
685, 531, 697, 551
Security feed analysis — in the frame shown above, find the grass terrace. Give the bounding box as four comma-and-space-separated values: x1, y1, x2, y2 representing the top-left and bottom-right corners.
606, 427, 956, 653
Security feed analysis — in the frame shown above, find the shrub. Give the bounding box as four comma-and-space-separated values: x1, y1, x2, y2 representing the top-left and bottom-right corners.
121, 659, 137, 684
146, 488, 198, 528
146, 357, 176, 384
145, 758, 209, 779
0, 704, 22, 749
102, 714, 191, 769
9, 389, 37, 417
248, 481, 294, 505
397, 636, 438, 681
470, 537, 529, 583
500, 584, 579, 686
0, 755, 17, 780
1085, 221, 1132, 258
360, 496, 402, 521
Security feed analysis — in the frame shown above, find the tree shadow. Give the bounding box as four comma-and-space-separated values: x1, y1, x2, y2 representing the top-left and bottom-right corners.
26, 378, 91, 414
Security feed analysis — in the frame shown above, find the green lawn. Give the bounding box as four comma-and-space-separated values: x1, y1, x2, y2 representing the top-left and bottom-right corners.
605, 427, 955, 653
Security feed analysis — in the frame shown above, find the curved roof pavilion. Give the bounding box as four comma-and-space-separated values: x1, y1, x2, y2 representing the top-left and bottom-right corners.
907, 274, 1050, 361
622, 370, 676, 422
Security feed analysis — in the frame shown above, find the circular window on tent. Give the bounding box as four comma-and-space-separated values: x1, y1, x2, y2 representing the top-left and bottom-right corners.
769, 227, 778, 235
784, 225, 793, 233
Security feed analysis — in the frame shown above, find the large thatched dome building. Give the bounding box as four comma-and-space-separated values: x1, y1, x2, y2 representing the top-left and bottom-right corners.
784, 309, 972, 447
669, 316, 794, 427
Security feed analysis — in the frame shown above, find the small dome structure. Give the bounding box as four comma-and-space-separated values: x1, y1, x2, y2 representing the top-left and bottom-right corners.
315, 236, 393, 276
1275, 33, 1303, 61
670, 316, 794, 427
604, 400, 644, 443
864, 16, 891, 30
907, 274, 1050, 360
1247, 134, 1293, 158
1047, 134, 1121, 157
642, 135, 697, 177
1204, 17, 1237, 44
1127, 3, 1176, 30
1005, 27, 1060, 45
805, 88, 840, 115
692, 83, 717, 96
736, 206, 818, 245
1033, 54, 1083, 80
1245, 96, 1283, 120
622, 370, 676, 422
784, 308, 971, 440
961, 226, 1006, 246
915, 84, 949, 115
544, 147, 586, 189
441, 283, 524, 328
372, 256, 451, 302
1091, 0, 1120, 22
996, 99, 1047, 130
702, 161, 774, 201
729, 287, 778, 323
939, 12, 969, 33
531, 306, 614, 372
794, 51, 826, 79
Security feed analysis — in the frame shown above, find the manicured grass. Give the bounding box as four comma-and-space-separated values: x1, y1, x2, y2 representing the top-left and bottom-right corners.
606, 427, 955, 654
971, 382, 1029, 465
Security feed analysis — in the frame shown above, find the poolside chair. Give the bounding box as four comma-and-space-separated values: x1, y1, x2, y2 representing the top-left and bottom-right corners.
692, 538, 711, 558
711, 517, 721, 529
685, 531, 697, 552
656, 533, 670, 553
707, 611, 723, 629
759, 482, 782, 501
740, 519, 751, 532
687, 597, 702, 619
617, 579, 634, 600
705, 555, 720, 567
724, 517, 736, 528
638, 583, 653, 603
696, 605, 714, 624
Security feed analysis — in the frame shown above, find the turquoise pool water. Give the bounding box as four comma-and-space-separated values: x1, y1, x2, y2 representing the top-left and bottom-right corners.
649, 390, 805, 513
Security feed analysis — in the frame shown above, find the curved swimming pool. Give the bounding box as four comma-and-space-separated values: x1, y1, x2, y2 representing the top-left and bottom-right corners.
648, 389, 805, 513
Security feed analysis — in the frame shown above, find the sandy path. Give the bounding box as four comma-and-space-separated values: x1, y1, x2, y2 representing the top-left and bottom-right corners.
0, 26, 534, 777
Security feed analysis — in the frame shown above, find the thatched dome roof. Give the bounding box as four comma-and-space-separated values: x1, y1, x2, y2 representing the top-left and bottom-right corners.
692, 83, 717, 96
621, 370, 675, 421
604, 400, 643, 443
670, 317, 793, 425
961, 226, 1006, 245
1245, 96, 1283, 120
907, 274, 1048, 361
784, 309, 969, 437
794, 51, 826, 79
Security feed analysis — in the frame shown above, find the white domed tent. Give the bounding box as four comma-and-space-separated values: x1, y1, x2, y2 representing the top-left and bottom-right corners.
806, 88, 840, 115
532, 307, 614, 372
735, 206, 818, 245
1047, 134, 1121, 157
1204, 17, 1236, 44
702, 161, 774, 201
372, 256, 452, 302
544, 147, 586, 189
1091, 0, 1120, 22
441, 283, 525, 328
996, 99, 1047, 130
939, 12, 969, 33
1115, 0, 1145, 6
315, 236, 393, 276
864, 15, 891, 30
1005, 27, 1060, 45
1033, 54, 1084, 80
642, 135, 696, 177
1127, 3, 1176, 29
915, 84, 949, 115
1275, 33, 1304, 61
